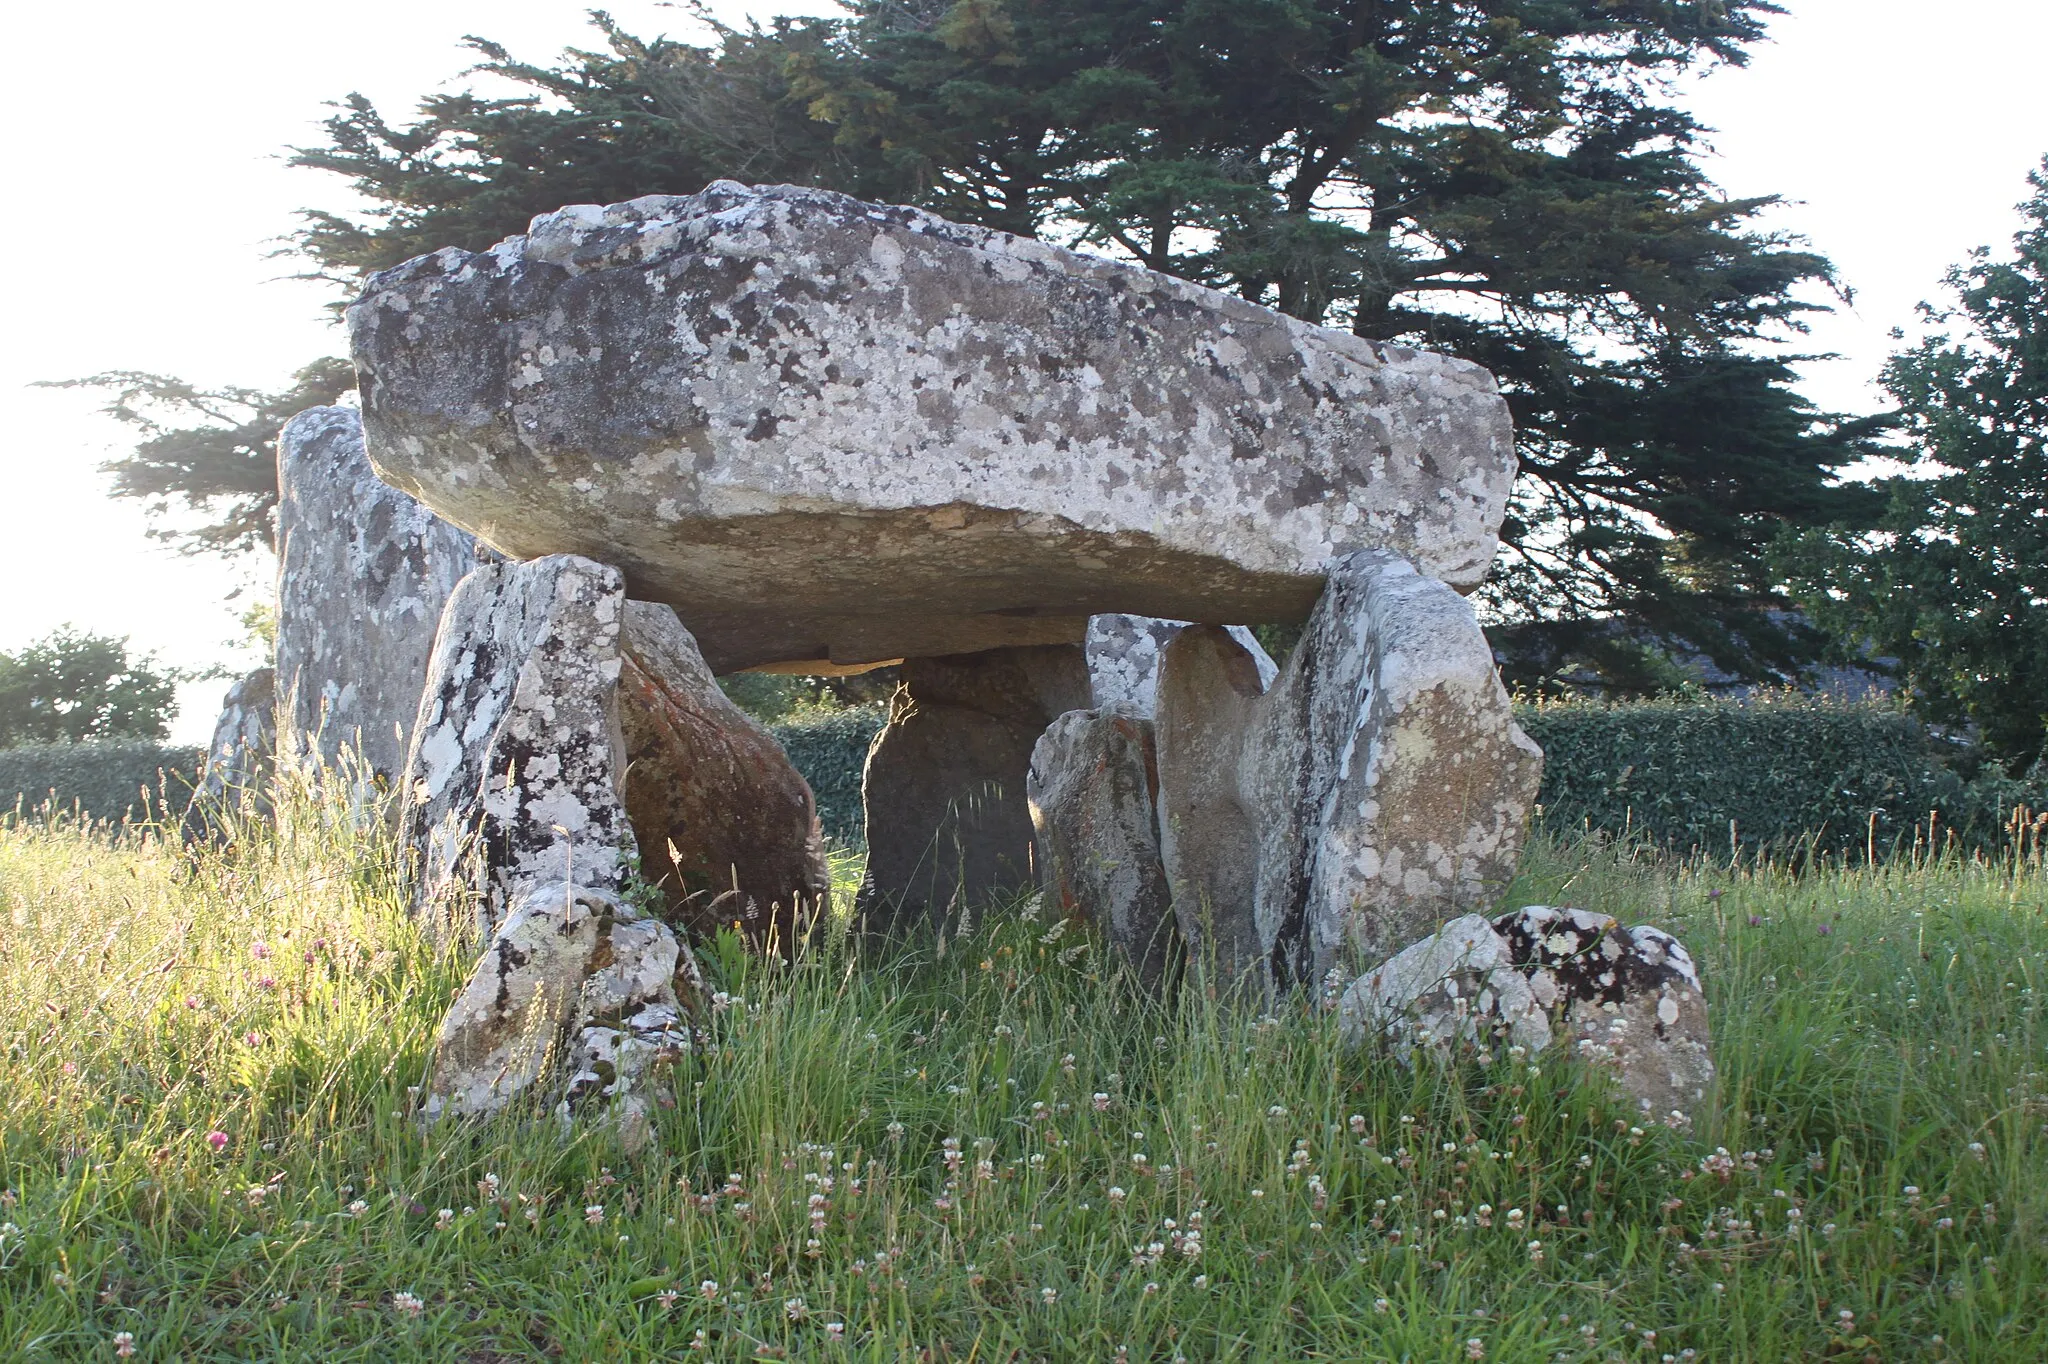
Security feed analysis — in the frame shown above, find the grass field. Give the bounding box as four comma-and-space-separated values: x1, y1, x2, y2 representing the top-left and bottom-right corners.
2, 790, 2045, 1361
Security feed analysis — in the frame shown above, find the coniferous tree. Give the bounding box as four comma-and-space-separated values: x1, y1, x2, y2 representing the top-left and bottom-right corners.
94, 3, 1885, 689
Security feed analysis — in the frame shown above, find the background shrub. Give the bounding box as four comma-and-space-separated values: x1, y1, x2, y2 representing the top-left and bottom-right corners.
1522, 693, 2045, 857
771, 708, 885, 844
0, 740, 201, 826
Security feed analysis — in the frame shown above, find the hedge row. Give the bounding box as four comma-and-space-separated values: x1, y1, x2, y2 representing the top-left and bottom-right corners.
0, 742, 202, 827
1519, 693, 2045, 857
770, 708, 886, 844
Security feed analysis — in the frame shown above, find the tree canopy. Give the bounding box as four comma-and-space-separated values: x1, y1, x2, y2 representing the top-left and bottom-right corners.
0, 628, 182, 747
101, 1, 1884, 689
46, 360, 356, 555
1779, 161, 2048, 775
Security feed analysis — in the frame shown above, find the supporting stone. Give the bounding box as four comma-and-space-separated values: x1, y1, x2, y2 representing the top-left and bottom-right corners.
1153, 627, 1271, 986
1026, 707, 1178, 989
274, 406, 475, 787
1085, 614, 1275, 718
397, 554, 636, 932
857, 644, 1092, 933
617, 601, 830, 946
180, 667, 277, 844
1155, 551, 1543, 992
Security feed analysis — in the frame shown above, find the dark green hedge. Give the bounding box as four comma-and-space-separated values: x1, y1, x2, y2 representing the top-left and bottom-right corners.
0, 741, 202, 827
771, 708, 886, 844
1520, 694, 2045, 857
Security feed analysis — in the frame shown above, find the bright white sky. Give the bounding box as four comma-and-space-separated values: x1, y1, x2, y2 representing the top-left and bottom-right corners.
3, 0, 2044, 743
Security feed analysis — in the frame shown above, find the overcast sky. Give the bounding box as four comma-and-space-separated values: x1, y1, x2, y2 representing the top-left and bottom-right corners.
4, 0, 2044, 743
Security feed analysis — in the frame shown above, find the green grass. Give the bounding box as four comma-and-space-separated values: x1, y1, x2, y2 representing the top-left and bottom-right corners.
3, 792, 2046, 1362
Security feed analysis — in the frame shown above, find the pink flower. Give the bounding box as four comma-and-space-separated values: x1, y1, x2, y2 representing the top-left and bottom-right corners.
257, 977, 276, 990
206, 1131, 229, 1152
250, 941, 271, 961
243, 1032, 261, 1047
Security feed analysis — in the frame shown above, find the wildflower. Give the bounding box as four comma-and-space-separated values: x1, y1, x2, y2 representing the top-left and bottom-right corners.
784, 1296, 808, 1321
1749, 915, 1762, 927
243, 1031, 261, 1048
1093, 1093, 1112, 1111
1193, 1275, 1209, 1289
1349, 1114, 1367, 1135
1817, 923, 1832, 936
1968, 1142, 1988, 1161
392, 1291, 424, 1317
1527, 1240, 1544, 1263
1267, 1105, 1288, 1118
257, 976, 276, 990
824, 1321, 846, 1341
885, 1121, 905, 1143
205, 1131, 228, 1152
346, 1198, 368, 1217
1373, 1298, 1391, 1314
1465, 1340, 1485, 1361
1041, 1286, 1059, 1305
1143, 1282, 1160, 1296
251, 941, 271, 960
701, 1280, 720, 1300
656, 1289, 679, 1310
1109, 1186, 1127, 1205
112, 1333, 136, 1358
245, 1185, 268, 1207
584, 1205, 605, 1226
435, 1209, 454, 1231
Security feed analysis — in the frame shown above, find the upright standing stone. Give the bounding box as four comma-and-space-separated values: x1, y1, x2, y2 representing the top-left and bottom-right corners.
1085, 615, 1275, 717
1027, 706, 1178, 988
617, 601, 831, 945
274, 406, 476, 786
398, 554, 635, 933
858, 644, 1092, 932
1153, 628, 1272, 984
180, 667, 276, 844
1155, 552, 1543, 992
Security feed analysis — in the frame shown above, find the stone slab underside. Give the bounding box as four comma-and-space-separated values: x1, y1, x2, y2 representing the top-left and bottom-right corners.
349, 182, 1517, 674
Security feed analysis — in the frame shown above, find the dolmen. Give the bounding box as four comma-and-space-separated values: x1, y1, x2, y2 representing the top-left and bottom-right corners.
179, 179, 1713, 1131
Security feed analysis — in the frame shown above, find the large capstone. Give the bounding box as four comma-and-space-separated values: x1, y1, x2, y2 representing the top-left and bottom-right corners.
617, 600, 831, 945
348, 182, 1516, 674
180, 666, 276, 844
858, 644, 1092, 932
1026, 706, 1177, 988
1155, 551, 1543, 991
275, 406, 476, 785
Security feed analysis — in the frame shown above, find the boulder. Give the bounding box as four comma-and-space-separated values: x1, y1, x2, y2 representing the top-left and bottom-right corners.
348, 182, 1517, 674
422, 880, 702, 1150
180, 667, 276, 843
617, 601, 831, 945
274, 406, 476, 786
858, 644, 1091, 932
1336, 913, 1549, 1058
1155, 551, 1543, 990
397, 554, 636, 932
1026, 707, 1177, 987
1340, 907, 1715, 1127
1492, 905, 1715, 1126
1085, 614, 1274, 718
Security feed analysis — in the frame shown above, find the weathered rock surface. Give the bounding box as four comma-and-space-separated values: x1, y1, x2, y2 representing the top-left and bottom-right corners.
349, 182, 1517, 674
1085, 614, 1274, 718
1336, 913, 1548, 1057
1493, 905, 1715, 1125
859, 645, 1092, 931
422, 880, 702, 1149
1026, 707, 1177, 987
275, 406, 477, 785
1153, 626, 1271, 984
1340, 906, 1715, 1126
397, 554, 635, 931
180, 667, 277, 843
1155, 551, 1543, 990
617, 601, 830, 944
